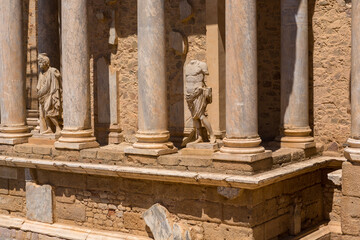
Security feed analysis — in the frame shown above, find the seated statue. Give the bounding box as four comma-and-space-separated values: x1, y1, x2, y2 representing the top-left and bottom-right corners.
183, 60, 215, 145
37, 53, 63, 135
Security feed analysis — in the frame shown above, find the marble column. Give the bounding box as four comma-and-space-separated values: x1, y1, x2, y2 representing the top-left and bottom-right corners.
206, 0, 226, 139
0, 0, 32, 145
38, 0, 60, 70
215, 0, 269, 159
280, 0, 315, 149
345, 0, 360, 161
125, 0, 177, 156
55, 0, 99, 150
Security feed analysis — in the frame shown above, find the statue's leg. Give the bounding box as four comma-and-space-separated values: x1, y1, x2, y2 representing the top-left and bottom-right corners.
39, 104, 47, 133
49, 117, 61, 135
200, 115, 216, 143
193, 119, 203, 143
42, 116, 53, 134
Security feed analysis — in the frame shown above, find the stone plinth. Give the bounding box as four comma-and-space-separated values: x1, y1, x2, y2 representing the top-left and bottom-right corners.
28, 133, 60, 146
280, 0, 314, 148
181, 142, 219, 156
0, 0, 32, 145
126, 0, 176, 156
55, 0, 99, 150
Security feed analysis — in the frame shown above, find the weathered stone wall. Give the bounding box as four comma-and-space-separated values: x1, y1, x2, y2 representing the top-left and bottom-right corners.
312, 0, 352, 153
0, 169, 26, 218
0, 166, 329, 239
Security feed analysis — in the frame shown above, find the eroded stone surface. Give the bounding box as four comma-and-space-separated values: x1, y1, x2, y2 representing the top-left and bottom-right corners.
143, 204, 172, 240
26, 182, 53, 223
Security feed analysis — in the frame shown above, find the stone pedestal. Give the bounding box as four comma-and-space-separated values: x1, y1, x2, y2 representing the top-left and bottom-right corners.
345, 0, 360, 161
181, 142, 219, 156
214, 0, 270, 169
0, 0, 32, 145
55, 0, 99, 150
280, 0, 314, 149
125, 0, 177, 156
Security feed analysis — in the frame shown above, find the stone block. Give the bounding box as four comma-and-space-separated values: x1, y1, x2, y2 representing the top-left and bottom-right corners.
157, 155, 181, 166
124, 212, 147, 231
54, 141, 99, 150
203, 222, 253, 240
14, 144, 33, 154
97, 149, 123, 161
26, 182, 53, 223
179, 155, 212, 167
55, 202, 86, 222
0, 179, 8, 194
80, 148, 98, 159
125, 146, 178, 156
264, 214, 290, 239
37, 170, 86, 189
328, 169, 342, 186
343, 162, 360, 197
143, 204, 173, 240
0, 195, 24, 212
0, 166, 17, 179
32, 145, 52, 155
9, 180, 25, 196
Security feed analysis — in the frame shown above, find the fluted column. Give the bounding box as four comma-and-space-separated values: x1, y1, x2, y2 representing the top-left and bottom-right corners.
55, 0, 99, 150
125, 0, 177, 156
0, 0, 32, 145
219, 0, 265, 154
345, 0, 360, 161
280, 0, 315, 149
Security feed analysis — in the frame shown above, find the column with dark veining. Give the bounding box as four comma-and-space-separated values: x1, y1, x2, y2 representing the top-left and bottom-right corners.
280, 0, 315, 149
55, 0, 99, 150
0, 0, 32, 145
125, 0, 177, 156
345, 0, 360, 161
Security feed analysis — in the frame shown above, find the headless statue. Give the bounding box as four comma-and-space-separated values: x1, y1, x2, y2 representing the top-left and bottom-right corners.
37, 53, 63, 135
183, 60, 215, 145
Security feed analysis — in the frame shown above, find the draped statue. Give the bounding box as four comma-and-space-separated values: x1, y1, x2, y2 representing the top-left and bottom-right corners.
183, 60, 215, 146
37, 53, 63, 135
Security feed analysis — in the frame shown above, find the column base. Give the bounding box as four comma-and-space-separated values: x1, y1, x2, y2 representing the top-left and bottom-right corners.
344, 138, 360, 162
55, 129, 99, 150
125, 131, 178, 156
109, 124, 123, 144
0, 126, 32, 145
280, 127, 315, 149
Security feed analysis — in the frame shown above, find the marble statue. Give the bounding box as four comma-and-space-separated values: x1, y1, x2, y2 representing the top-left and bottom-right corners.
184, 60, 215, 145
37, 53, 62, 135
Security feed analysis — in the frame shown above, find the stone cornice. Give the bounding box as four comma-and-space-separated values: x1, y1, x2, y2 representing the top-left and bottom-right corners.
0, 155, 344, 190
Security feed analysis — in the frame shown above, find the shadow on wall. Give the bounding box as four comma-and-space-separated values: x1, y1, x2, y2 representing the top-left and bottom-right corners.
257, 0, 315, 143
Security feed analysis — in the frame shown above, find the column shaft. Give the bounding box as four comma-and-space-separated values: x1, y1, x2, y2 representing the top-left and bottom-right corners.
130, 0, 176, 153
220, 0, 264, 154
0, 0, 31, 144
38, 0, 60, 69
345, 0, 360, 160
55, 0, 98, 150
280, 0, 314, 146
